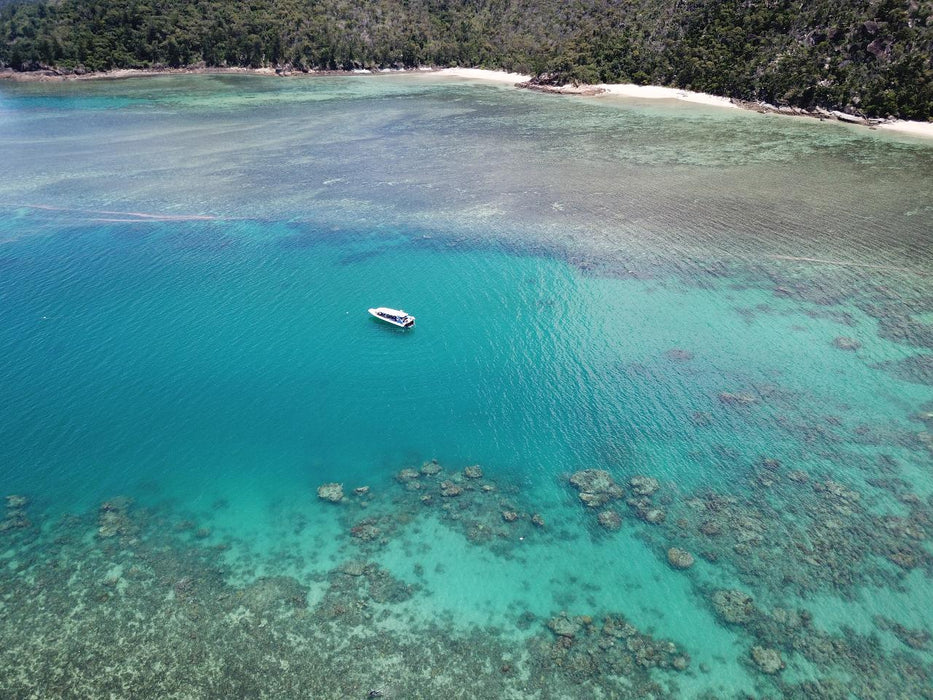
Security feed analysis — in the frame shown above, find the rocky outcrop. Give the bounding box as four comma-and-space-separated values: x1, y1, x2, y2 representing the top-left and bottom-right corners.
568, 469, 624, 508
750, 645, 785, 674
712, 589, 756, 625
667, 547, 695, 570
597, 510, 622, 530
317, 483, 344, 503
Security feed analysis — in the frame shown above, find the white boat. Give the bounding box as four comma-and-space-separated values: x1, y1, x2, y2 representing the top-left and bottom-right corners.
368, 307, 415, 328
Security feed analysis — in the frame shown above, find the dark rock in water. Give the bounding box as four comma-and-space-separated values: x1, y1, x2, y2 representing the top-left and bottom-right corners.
667, 547, 695, 570
833, 336, 861, 351
712, 589, 756, 625
240, 576, 309, 612
878, 314, 933, 350
876, 615, 933, 649
642, 508, 666, 524
464, 465, 484, 479
0, 510, 30, 531
893, 624, 932, 650
547, 613, 583, 638
395, 468, 420, 482
420, 460, 442, 475
338, 560, 369, 577
350, 520, 380, 541
516, 610, 537, 630
718, 392, 758, 405
597, 510, 622, 530
569, 469, 616, 494
759, 458, 781, 471
787, 469, 810, 484
317, 483, 344, 503
579, 491, 610, 508
5, 495, 28, 509
887, 354, 933, 386
750, 645, 784, 674
531, 513, 546, 528
353, 486, 370, 496
569, 469, 624, 510
97, 496, 136, 539
629, 475, 659, 496
501, 510, 519, 522
440, 481, 462, 497
665, 348, 694, 361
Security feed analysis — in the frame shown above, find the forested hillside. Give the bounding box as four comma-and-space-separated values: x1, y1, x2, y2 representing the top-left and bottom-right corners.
1, 0, 931, 119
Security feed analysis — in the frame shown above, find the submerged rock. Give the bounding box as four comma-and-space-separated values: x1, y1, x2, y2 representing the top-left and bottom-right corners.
440, 481, 462, 497
395, 468, 420, 482
350, 520, 380, 541
569, 469, 624, 509
579, 491, 610, 508
759, 458, 781, 471
531, 513, 546, 528
629, 476, 659, 496
464, 465, 484, 479
667, 547, 695, 570
547, 613, 583, 638
888, 354, 933, 386
569, 469, 614, 493
598, 510, 622, 530
718, 392, 758, 406
501, 510, 519, 523
712, 589, 756, 625
5, 495, 28, 509
665, 348, 694, 361
420, 460, 442, 475
642, 508, 666, 524
750, 645, 785, 674
0, 511, 30, 531
97, 497, 135, 539
317, 483, 344, 503
833, 336, 861, 351
338, 560, 368, 577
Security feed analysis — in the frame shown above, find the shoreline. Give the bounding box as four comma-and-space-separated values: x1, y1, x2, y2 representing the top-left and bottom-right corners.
3, 64, 932, 140
431, 67, 933, 141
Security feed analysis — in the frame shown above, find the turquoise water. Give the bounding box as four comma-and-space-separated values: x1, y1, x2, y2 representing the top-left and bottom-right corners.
0, 74, 931, 698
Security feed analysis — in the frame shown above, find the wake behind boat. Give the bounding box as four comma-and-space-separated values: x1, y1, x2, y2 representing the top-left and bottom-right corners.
368, 307, 415, 328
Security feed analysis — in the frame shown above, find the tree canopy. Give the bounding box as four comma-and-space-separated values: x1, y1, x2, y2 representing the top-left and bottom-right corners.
1, 0, 931, 119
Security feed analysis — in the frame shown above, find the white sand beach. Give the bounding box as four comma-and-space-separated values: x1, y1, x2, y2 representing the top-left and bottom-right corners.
429, 67, 532, 84
595, 83, 738, 109
875, 120, 933, 139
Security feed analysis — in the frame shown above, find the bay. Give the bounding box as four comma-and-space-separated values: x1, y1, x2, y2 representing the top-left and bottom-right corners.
0, 74, 931, 698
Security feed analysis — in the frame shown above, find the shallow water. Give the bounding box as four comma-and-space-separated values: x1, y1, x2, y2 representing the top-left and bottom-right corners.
0, 74, 931, 698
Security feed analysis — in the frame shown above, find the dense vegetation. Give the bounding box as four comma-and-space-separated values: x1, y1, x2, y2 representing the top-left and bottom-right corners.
1, 0, 932, 119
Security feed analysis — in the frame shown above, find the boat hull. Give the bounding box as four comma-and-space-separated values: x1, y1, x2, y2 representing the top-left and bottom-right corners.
368, 308, 415, 328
